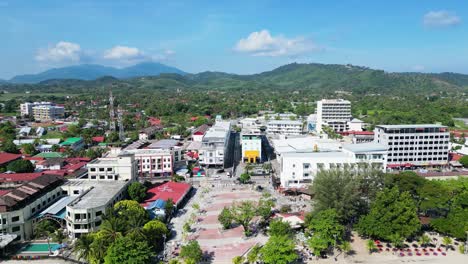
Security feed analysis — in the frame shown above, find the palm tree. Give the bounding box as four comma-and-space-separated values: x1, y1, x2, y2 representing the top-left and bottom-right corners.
73, 234, 94, 263
34, 220, 56, 254
389, 233, 404, 248
51, 230, 67, 244
366, 240, 377, 254
126, 215, 146, 241
442, 237, 452, 251
339, 241, 352, 257
99, 217, 124, 243
418, 234, 430, 248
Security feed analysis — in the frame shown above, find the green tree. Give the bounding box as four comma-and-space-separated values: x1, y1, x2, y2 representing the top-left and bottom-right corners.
419, 234, 431, 248
143, 219, 169, 251
114, 200, 149, 223
366, 240, 377, 254
99, 217, 125, 244
165, 198, 175, 218
218, 207, 233, 229
104, 236, 153, 264
388, 233, 404, 248
386, 171, 425, 199
339, 241, 352, 257
51, 230, 66, 244
73, 234, 94, 263
356, 187, 420, 240
306, 209, 344, 255
180, 240, 203, 264
7, 159, 34, 173
268, 219, 293, 238
127, 182, 147, 202
442, 237, 452, 251
89, 232, 110, 264
1, 140, 19, 153
51, 144, 60, 152
260, 236, 297, 264
257, 199, 274, 221
22, 143, 38, 155
34, 220, 58, 254
239, 173, 251, 184
232, 201, 256, 236
459, 155, 468, 168
232, 256, 244, 264
247, 244, 261, 263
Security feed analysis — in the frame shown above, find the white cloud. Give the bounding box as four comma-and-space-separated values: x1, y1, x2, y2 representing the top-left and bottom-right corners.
423, 10, 461, 27
234, 30, 319, 57
103, 45, 145, 60
35, 41, 81, 63
411, 65, 425, 72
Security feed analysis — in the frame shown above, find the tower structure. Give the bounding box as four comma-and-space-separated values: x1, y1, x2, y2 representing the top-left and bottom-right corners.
109, 90, 116, 131
118, 107, 125, 141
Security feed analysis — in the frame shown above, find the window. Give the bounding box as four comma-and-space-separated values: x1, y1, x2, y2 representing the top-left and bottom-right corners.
107, 168, 112, 171
90, 168, 96, 172
100, 175, 105, 179
73, 190, 79, 195
99, 168, 104, 172
12, 216, 19, 222
12, 226, 20, 232
107, 175, 113, 179
96, 211, 102, 217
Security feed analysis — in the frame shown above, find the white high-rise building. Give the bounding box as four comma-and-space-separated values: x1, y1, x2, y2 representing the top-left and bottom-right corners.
316, 99, 352, 133
267, 120, 303, 135
374, 124, 450, 168
20, 102, 52, 116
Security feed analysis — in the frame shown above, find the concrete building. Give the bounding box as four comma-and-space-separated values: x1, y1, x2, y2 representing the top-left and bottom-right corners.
374, 124, 450, 168
0, 175, 64, 240
278, 142, 387, 189
147, 139, 184, 163
192, 124, 210, 142
199, 121, 231, 167
241, 130, 262, 163
86, 152, 137, 181
121, 149, 174, 178
62, 180, 128, 238
60, 137, 85, 151
267, 120, 303, 135
316, 99, 352, 133
32, 105, 65, 121
20, 102, 52, 117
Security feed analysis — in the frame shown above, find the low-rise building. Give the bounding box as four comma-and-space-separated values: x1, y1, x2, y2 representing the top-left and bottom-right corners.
62, 180, 128, 238
0, 174, 64, 240
121, 149, 174, 178
60, 137, 85, 151
199, 121, 231, 167
32, 105, 65, 121
267, 120, 303, 135
147, 139, 184, 163
374, 124, 450, 168
20, 102, 52, 117
241, 130, 263, 163
86, 152, 137, 181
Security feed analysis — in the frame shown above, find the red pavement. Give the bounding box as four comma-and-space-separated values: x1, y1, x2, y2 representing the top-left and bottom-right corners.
191, 226, 244, 240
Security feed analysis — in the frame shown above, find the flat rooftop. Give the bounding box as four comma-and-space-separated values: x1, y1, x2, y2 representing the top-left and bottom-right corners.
148, 139, 179, 149
342, 142, 387, 153
65, 180, 127, 210
376, 124, 447, 129
268, 120, 302, 125
281, 151, 350, 159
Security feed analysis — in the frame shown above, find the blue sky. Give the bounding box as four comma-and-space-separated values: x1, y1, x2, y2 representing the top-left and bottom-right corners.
1, 0, 467, 79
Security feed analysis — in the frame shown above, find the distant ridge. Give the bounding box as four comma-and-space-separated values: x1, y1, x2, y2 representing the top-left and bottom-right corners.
9, 62, 186, 84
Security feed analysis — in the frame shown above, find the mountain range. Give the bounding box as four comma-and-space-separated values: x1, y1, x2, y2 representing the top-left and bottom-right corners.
8, 62, 186, 83
2, 63, 468, 96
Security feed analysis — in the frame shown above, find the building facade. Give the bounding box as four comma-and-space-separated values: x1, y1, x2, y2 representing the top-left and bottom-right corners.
199, 121, 231, 167
316, 99, 352, 133
0, 175, 64, 240
122, 149, 174, 178
20, 102, 52, 117
278, 142, 387, 189
32, 105, 65, 121
86, 152, 137, 181
267, 120, 303, 135
241, 131, 262, 163
374, 124, 450, 168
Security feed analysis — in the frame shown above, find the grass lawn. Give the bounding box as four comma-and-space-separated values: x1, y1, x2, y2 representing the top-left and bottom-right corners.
41, 130, 64, 139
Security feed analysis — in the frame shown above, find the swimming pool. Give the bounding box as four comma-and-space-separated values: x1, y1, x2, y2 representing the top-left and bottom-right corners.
21, 243, 60, 252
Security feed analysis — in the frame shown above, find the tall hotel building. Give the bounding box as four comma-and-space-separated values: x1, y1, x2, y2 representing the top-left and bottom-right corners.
374, 124, 449, 168
316, 99, 352, 133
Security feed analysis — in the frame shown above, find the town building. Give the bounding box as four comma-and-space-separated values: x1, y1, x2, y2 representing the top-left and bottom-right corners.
121, 148, 174, 178
0, 174, 64, 240
20, 102, 52, 117
62, 180, 128, 238
147, 139, 184, 163
85, 151, 137, 181
59, 137, 85, 151
342, 131, 375, 144
32, 105, 65, 121
374, 124, 450, 168
0, 153, 22, 171
241, 130, 263, 163
267, 120, 303, 135
316, 99, 352, 133
278, 142, 387, 189
199, 121, 231, 167
192, 124, 210, 142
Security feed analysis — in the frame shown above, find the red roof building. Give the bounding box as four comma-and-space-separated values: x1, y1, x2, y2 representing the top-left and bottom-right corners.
148, 117, 162, 126
0, 153, 22, 166
0, 172, 44, 183
142, 181, 192, 207
92, 136, 105, 143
